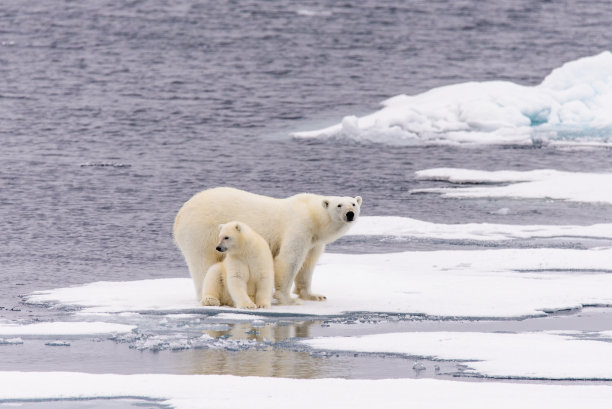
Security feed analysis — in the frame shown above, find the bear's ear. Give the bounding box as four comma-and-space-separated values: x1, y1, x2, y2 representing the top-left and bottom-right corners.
355, 196, 362, 205
234, 223, 241, 232
218, 224, 224, 231
322, 199, 329, 208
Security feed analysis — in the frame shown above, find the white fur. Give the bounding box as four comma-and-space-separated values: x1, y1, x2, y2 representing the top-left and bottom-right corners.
200, 221, 274, 309
173, 187, 362, 304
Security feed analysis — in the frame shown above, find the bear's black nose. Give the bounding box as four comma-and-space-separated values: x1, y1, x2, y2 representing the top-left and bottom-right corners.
215, 245, 225, 252
346, 211, 354, 222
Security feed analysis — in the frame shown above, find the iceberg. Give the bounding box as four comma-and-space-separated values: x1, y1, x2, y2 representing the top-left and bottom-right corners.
293, 52, 612, 145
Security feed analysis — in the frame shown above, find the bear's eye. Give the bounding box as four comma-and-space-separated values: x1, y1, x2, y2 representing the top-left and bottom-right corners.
337, 204, 342, 208
223, 236, 230, 240
352, 203, 355, 206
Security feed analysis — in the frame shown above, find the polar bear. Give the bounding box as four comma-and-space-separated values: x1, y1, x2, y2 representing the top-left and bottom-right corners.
201, 221, 274, 309
173, 187, 362, 304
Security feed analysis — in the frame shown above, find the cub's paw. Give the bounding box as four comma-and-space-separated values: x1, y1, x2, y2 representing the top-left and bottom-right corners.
201, 296, 221, 307
256, 302, 271, 309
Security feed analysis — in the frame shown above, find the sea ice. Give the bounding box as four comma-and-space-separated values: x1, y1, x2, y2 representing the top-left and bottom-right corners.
0, 321, 136, 336
0, 371, 611, 409
0, 337, 24, 345
293, 52, 612, 145
302, 331, 612, 379
350, 215, 612, 241
25, 248, 612, 319
414, 168, 612, 204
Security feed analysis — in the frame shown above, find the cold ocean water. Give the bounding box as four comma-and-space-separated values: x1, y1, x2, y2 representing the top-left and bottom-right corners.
2, 0, 612, 401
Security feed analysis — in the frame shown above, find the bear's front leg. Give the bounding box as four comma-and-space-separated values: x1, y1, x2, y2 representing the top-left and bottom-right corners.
273, 236, 310, 305
255, 272, 274, 309
294, 244, 326, 301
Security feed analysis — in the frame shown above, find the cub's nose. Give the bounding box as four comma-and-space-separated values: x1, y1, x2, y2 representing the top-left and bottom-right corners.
346, 211, 355, 222
215, 245, 225, 252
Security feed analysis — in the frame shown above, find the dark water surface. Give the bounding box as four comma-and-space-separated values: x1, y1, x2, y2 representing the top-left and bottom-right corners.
1, 0, 612, 388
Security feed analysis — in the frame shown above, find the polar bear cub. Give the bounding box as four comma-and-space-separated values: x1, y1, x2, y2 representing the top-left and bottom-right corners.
201, 221, 274, 309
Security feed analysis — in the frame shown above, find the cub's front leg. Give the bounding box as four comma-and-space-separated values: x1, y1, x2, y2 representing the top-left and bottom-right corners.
225, 260, 256, 309
254, 271, 274, 308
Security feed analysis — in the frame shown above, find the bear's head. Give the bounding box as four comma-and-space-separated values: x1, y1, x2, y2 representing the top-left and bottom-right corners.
215, 221, 246, 253
322, 195, 362, 224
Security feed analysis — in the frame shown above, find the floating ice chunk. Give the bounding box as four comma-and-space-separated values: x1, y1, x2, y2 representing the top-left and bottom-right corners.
349, 215, 612, 241
414, 168, 612, 205
45, 341, 70, 347
0, 321, 136, 336
302, 331, 612, 379
0, 337, 24, 345
412, 362, 426, 372
293, 52, 612, 145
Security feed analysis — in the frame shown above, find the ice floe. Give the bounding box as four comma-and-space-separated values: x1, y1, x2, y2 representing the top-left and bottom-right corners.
303, 331, 612, 379
414, 168, 612, 204
0, 371, 611, 409
26, 248, 612, 319
351, 215, 612, 241
293, 52, 612, 145
0, 321, 135, 336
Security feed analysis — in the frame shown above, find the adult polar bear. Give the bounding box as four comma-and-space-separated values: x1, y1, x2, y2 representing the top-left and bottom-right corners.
173, 187, 362, 305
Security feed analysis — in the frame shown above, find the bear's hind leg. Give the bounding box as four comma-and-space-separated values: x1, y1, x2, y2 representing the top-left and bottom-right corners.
201, 263, 224, 307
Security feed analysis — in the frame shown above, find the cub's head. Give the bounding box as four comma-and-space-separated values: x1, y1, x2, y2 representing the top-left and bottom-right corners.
322, 195, 362, 224
215, 221, 245, 253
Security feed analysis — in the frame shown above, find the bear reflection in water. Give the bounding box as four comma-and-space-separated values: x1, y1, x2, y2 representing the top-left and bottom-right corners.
181, 321, 323, 378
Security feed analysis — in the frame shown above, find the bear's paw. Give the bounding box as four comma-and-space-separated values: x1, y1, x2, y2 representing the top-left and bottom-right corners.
201, 296, 221, 307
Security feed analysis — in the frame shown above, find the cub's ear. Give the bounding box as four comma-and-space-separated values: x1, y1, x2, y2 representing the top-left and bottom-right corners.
355, 196, 362, 205
234, 223, 241, 232
218, 224, 225, 231
322, 199, 330, 208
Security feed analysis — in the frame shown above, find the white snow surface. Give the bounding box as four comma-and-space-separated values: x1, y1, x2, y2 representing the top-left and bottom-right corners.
1, 372, 612, 409
293, 52, 612, 145
303, 331, 612, 379
26, 247, 612, 318
350, 215, 612, 241
414, 168, 612, 204
0, 321, 135, 336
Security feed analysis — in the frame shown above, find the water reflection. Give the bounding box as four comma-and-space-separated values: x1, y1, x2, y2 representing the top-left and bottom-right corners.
173, 320, 458, 379
203, 321, 316, 342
